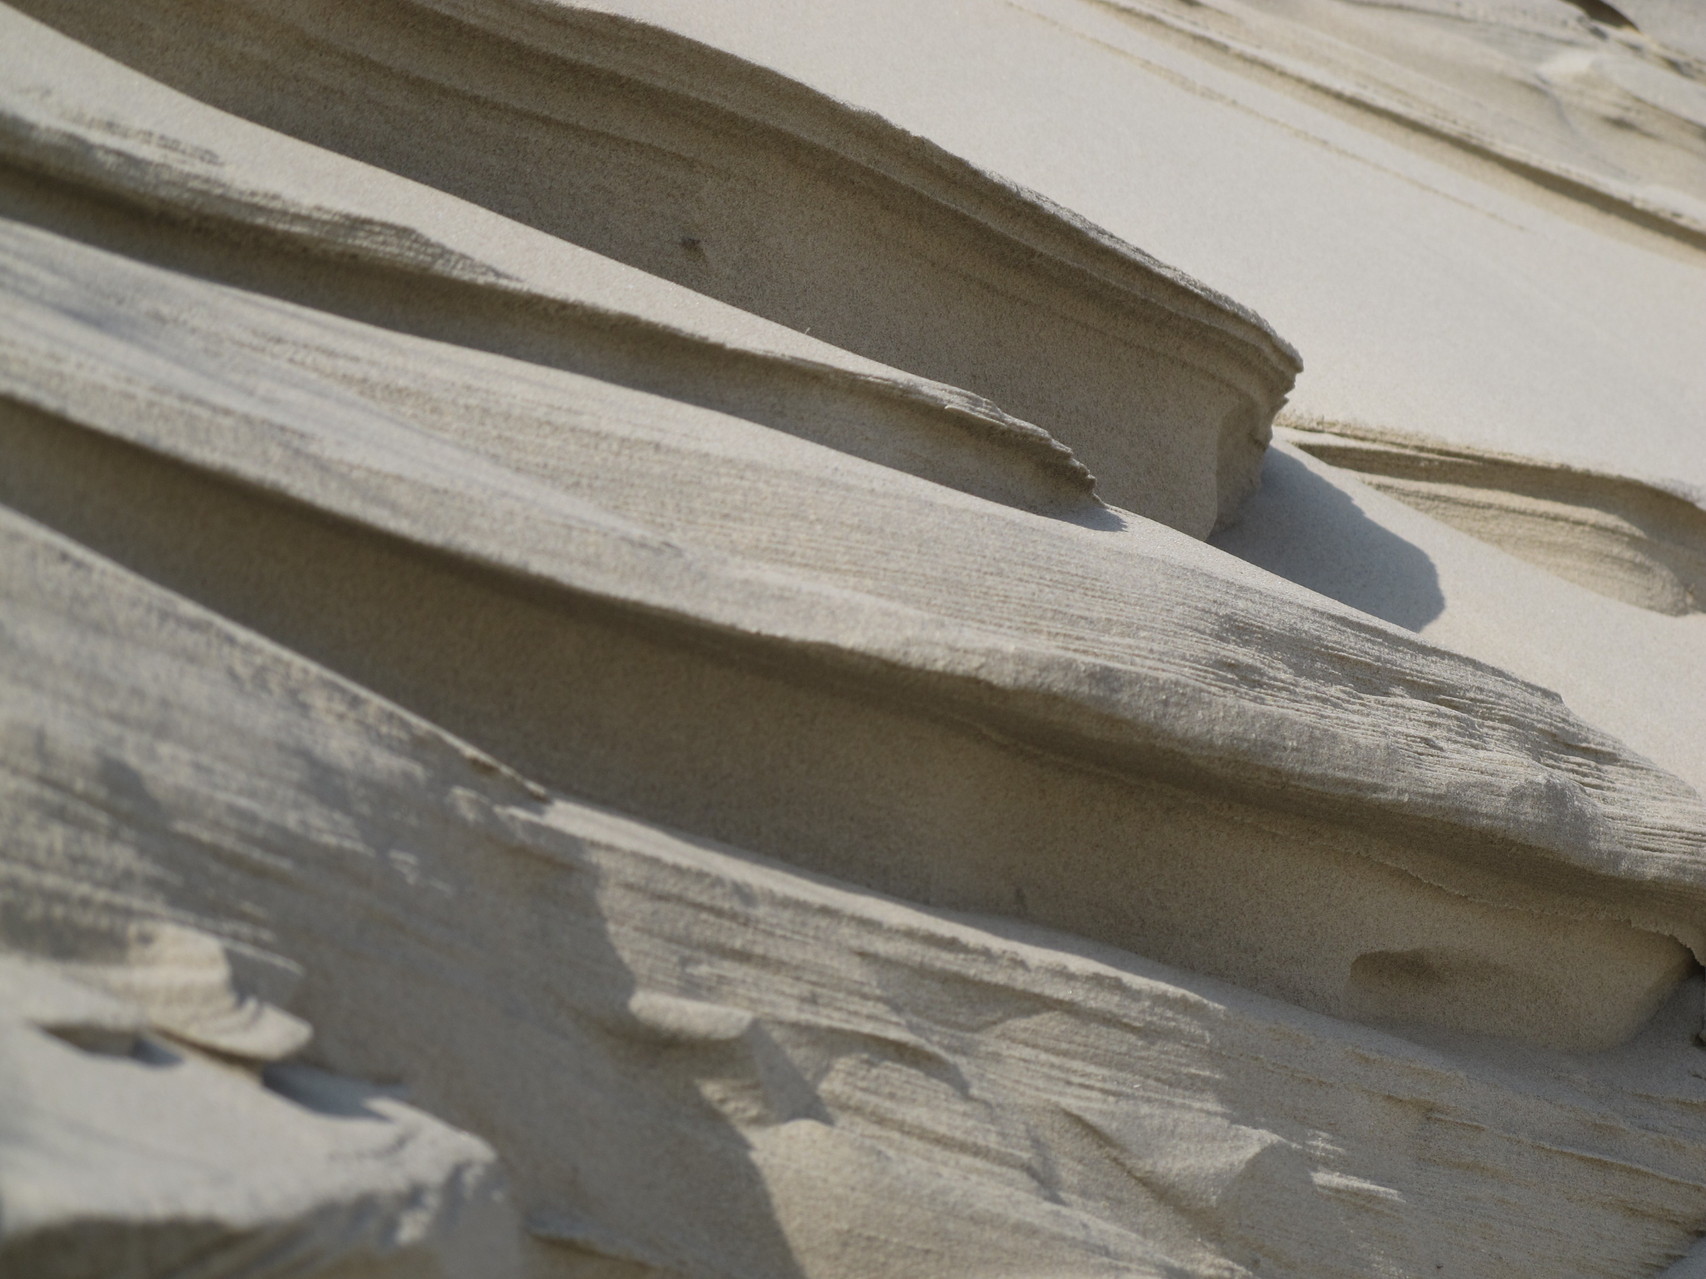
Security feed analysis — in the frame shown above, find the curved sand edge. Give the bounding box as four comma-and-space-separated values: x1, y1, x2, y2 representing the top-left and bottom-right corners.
6, 510, 1706, 1275
0, 8, 1098, 518
8, 0, 1300, 532
1280, 417, 1706, 616
4, 218, 1703, 1052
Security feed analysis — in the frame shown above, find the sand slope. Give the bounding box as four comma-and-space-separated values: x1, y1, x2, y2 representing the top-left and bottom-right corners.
1215, 441, 1706, 805
6, 505, 1706, 1278
452, 0, 1706, 502
1, 0, 1299, 533
3, 0, 1705, 1276
7, 215, 1706, 1046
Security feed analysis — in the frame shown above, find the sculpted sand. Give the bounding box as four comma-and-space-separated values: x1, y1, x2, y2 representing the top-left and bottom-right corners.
2, 2, 1704, 1277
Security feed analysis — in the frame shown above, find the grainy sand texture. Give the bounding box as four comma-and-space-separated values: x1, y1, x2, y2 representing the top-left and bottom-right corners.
2, 2, 1704, 1277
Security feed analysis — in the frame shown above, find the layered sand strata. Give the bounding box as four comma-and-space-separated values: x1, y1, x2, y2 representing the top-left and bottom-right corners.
3, 0, 1301, 533
4, 2, 1706, 1277
4, 217, 1702, 1054
5, 505, 1706, 1278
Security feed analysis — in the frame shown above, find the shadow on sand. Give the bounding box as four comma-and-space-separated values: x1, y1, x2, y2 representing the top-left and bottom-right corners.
1212, 446, 1445, 632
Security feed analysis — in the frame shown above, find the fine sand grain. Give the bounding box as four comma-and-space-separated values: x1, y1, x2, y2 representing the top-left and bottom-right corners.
3, 1, 1704, 1276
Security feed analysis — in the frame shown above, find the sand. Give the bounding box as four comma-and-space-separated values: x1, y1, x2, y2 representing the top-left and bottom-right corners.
2, 0, 1704, 1276
465, 0, 1705, 497
0, 0, 1298, 534
8, 504, 1706, 1277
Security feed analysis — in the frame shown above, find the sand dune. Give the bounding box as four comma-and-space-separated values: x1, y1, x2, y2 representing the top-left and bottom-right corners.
526, 0, 1706, 501
3, 0, 1298, 533
3, 1, 1704, 1276
6, 504, 1706, 1277
0, 6, 1106, 518
8, 216, 1706, 1040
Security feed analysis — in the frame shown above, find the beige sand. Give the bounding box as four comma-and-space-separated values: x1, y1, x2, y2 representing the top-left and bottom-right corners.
3, 0, 1705, 1276
0, 1, 1299, 533
1281, 418, 1706, 616
0, 955, 517, 1277
1214, 439, 1706, 803
8, 219, 1706, 1015
487, 0, 1706, 499
6, 506, 1706, 1278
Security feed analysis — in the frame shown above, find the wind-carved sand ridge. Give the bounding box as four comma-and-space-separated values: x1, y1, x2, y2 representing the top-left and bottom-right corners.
3, 1, 1706, 1277
1281, 418, 1706, 616
4, 217, 1704, 1053
8, 504, 1706, 1279
0, 7, 1099, 520
6, 0, 1301, 534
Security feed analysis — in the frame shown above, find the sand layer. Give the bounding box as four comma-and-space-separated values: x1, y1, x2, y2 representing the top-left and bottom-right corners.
4, 1, 1705, 1276
3, 0, 1300, 533
1281, 419, 1706, 615
6, 505, 1706, 1277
